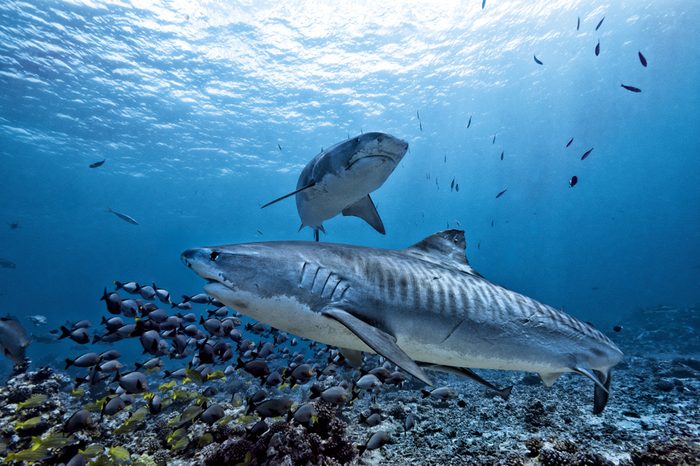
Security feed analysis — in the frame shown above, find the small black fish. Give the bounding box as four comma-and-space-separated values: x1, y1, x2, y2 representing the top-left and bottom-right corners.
613, 325, 622, 333
9, 222, 19, 230
89, 159, 105, 168
482, 0, 486, 9
569, 175, 578, 187
491, 220, 494, 227
495, 189, 507, 199
492, 135, 496, 144
467, 115, 472, 128
580, 148, 594, 160
450, 178, 455, 191
477, 241, 481, 249
277, 144, 282, 151
566, 137, 574, 148
577, 16, 580, 31
416, 110, 420, 120
638, 51, 647, 67
621, 83, 642, 93
595, 16, 605, 31
419, 121, 423, 132
455, 183, 459, 192
534, 55, 543, 65
444, 155, 447, 164
500, 151, 504, 160
595, 40, 600, 56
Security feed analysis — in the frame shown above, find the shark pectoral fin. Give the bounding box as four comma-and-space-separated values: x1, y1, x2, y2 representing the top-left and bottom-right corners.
339, 348, 363, 368
341, 195, 385, 234
261, 181, 316, 209
539, 372, 562, 387
321, 306, 431, 386
592, 369, 612, 415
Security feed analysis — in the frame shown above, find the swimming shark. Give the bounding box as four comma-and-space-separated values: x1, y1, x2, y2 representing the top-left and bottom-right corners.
182, 229, 623, 413
261, 132, 408, 241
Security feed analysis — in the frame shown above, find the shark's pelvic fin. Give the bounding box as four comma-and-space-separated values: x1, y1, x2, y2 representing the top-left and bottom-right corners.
261, 181, 316, 209
539, 371, 562, 387
404, 229, 481, 276
420, 363, 513, 400
341, 195, 385, 234
321, 306, 432, 386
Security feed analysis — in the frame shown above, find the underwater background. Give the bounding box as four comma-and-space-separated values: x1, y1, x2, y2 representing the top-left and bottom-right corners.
0, 1, 699, 465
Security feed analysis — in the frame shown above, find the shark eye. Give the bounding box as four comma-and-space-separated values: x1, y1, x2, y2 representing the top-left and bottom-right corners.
209, 251, 219, 261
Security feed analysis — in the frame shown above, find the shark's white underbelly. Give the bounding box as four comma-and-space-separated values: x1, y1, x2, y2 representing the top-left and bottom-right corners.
205, 283, 569, 375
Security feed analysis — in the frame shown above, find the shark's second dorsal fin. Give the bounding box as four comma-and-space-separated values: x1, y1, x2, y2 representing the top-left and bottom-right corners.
404, 229, 481, 276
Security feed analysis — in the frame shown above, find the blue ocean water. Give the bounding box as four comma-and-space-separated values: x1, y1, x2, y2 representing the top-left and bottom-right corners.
0, 0, 699, 373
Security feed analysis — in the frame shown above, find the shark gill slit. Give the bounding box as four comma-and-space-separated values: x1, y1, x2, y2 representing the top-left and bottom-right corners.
319, 271, 333, 296
298, 261, 308, 287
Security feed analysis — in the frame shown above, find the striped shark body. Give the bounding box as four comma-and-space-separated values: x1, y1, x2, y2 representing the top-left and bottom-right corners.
182, 229, 623, 413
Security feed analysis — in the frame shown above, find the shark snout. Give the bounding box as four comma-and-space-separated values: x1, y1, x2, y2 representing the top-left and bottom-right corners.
181, 247, 219, 272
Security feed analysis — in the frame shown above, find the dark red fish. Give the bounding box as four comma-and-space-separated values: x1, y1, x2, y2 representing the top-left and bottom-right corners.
638, 51, 647, 67
495, 189, 507, 199
566, 137, 574, 148
569, 176, 578, 187
534, 55, 543, 65
621, 83, 642, 93
580, 148, 594, 160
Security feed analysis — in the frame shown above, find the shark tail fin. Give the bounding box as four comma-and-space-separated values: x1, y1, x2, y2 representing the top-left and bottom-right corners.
261, 181, 316, 209
342, 195, 385, 234
592, 369, 612, 414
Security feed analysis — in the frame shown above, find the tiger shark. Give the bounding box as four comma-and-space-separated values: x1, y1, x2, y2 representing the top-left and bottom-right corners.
182, 229, 623, 413
261, 132, 408, 241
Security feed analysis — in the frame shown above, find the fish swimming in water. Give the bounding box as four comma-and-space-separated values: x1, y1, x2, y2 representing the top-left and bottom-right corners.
261, 132, 408, 241
621, 83, 642, 93
495, 188, 507, 198
595, 16, 605, 31
0, 316, 30, 364
107, 208, 139, 225
566, 137, 574, 148
577, 16, 580, 31
89, 159, 105, 168
638, 51, 647, 67
595, 40, 600, 56
580, 148, 594, 160
182, 229, 623, 413
467, 115, 472, 128
569, 176, 578, 187
0, 258, 16, 269
534, 55, 543, 65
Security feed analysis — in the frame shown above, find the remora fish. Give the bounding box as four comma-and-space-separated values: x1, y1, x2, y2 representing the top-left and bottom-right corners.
182, 229, 623, 413
261, 132, 409, 241
107, 208, 138, 225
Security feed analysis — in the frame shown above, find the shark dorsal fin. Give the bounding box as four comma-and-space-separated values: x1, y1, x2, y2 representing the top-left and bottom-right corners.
404, 229, 481, 276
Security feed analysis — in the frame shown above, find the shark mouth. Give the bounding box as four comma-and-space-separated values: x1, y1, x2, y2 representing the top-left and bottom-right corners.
345, 154, 394, 170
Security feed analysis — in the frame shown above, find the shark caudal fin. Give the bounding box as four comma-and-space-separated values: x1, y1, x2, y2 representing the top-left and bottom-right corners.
592, 369, 612, 414
341, 195, 385, 234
